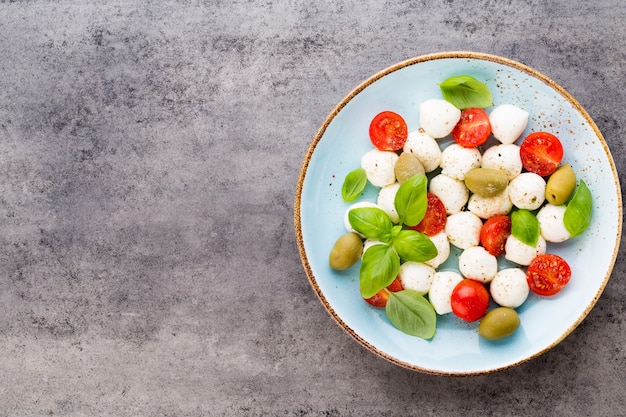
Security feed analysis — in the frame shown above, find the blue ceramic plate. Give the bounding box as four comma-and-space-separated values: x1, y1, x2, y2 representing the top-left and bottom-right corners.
294, 52, 622, 375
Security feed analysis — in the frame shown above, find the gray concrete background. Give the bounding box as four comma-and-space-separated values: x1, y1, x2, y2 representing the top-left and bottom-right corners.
1, 1, 625, 416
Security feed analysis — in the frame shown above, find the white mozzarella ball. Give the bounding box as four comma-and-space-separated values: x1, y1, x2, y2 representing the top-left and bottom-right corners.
445, 211, 483, 249
440, 144, 482, 181
402, 129, 442, 172
398, 262, 435, 295
362, 238, 384, 256
509, 172, 546, 210
428, 271, 464, 315
377, 182, 401, 223
458, 246, 498, 283
489, 104, 529, 144
481, 144, 523, 180
429, 174, 469, 215
344, 202, 379, 235
468, 187, 513, 219
490, 268, 529, 308
424, 231, 450, 269
419, 99, 461, 139
536, 203, 571, 242
504, 234, 547, 266
361, 148, 398, 187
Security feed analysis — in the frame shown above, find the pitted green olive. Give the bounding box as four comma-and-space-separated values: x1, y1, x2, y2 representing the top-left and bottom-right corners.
464, 168, 509, 197
545, 163, 576, 205
395, 152, 425, 184
329, 232, 363, 270
478, 307, 520, 340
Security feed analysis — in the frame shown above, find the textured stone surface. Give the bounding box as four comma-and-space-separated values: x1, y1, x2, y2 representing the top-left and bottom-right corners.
0, 1, 625, 416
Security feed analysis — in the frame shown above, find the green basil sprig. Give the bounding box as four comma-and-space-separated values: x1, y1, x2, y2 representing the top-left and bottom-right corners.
511, 209, 540, 247
564, 180, 593, 237
347, 174, 436, 298
346, 174, 438, 338
439, 75, 493, 110
386, 290, 437, 339
342, 168, 367, 202
348, 207, 437, 298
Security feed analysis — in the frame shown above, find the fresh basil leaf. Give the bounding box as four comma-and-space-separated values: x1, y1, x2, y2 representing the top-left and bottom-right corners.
564, 180, 593, 237
511, 209, 540, 247
439, 75, 493, 110
394, 174, 428, 227
359, 244, 400, 299
386, 290, 437, 339
341, 168, 367, 202
392, 230, 438, 262
348, 207, 393, 243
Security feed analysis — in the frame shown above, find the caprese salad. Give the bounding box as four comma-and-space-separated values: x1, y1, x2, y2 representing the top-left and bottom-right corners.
328, 75, 593, 341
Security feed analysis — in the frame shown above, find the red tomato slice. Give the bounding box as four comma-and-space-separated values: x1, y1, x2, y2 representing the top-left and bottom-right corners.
526, 254, 571, 296
364, 277, 403, 307
409, 192, 447, 236
520, 132, 564, 176
369, 111, 408, 151
450, 279, 490, 322
480, 215, 512, 256
451, 108, 492, 148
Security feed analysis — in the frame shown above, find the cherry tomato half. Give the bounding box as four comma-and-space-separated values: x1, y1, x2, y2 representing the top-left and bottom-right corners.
410, 192, 447, 236
480, 215, 512, 256
451, 279, 490, 322
526, 254, 571, 296
519, 132, 564, 176
369, 111, 408, 151
364, 277, 403, 307
451, 108, 492, 148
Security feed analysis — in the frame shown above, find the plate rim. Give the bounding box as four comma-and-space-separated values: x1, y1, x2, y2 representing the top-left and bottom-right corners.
294, 50, 623, 375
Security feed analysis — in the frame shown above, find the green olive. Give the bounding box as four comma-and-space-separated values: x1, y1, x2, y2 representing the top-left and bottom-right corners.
395, 152, 425, 184
329, 233, 363, 270
478, 307, 520, 340
545, 164, 576, 205
464, 168, 509, 197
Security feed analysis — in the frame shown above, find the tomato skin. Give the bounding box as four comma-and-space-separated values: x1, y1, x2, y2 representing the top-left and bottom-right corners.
386, 277, 404, 292
526, 254, 571, 296
480, 215, 512, 256
451, 279, 490, 322
410, 192, 447, 236
520, 132, 564, 176
451, 108, 492, 148
364, 277, 403, 307
369, 111, 408, 151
